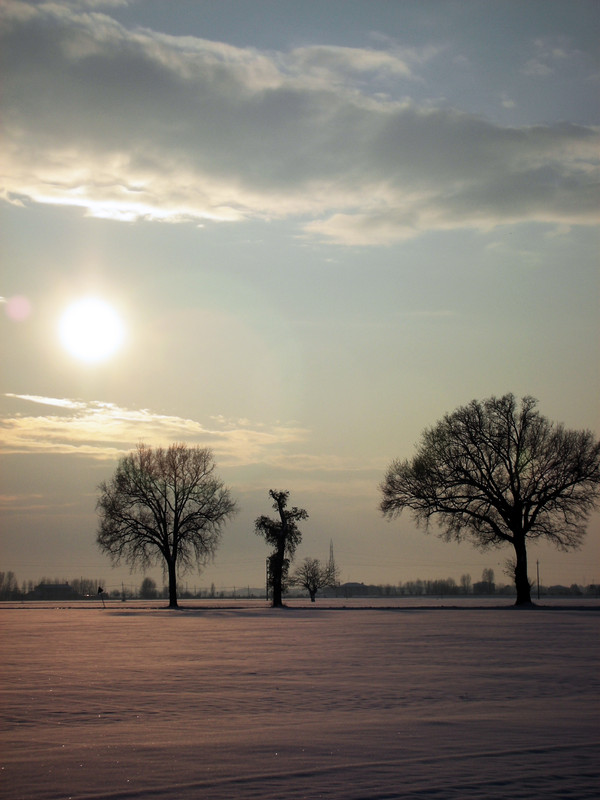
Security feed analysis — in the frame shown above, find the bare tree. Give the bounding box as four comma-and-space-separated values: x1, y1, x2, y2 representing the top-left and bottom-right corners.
380, 394, 600, 605
97, 443, 237, 608
0, 571, 19, 600
139, 576, 158, 599
482, 568, 495, 593
255, 490, 307, 607
290, 557, 338, 602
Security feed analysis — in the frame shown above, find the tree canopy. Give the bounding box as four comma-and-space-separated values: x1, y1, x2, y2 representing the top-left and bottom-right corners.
380, 394, 600, 605
97, 443, 237, 607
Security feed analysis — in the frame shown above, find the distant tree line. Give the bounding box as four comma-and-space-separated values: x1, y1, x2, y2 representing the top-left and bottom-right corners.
322, 579, 600, 599
0, 573, 267, 602
2, 571, 598, 601
0, 573, 106, 601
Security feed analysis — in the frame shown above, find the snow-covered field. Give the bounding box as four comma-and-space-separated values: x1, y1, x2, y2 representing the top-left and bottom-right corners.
1, 600, 599, 799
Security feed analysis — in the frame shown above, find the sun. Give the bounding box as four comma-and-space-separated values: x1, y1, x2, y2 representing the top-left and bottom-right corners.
58, 297, 126, 363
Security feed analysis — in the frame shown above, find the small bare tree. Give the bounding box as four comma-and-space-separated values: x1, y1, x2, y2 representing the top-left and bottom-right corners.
482, 568, 495, 594
97, 443, 237, 608
290, 557, 339, 602
139, 577, 158, 599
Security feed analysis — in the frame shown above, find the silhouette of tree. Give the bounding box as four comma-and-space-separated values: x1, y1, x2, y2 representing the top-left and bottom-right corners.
380, 394, 600, 605
139, 576, 158, 599
97, 443, 237, 608
255, 490, 308, 607
290, 556, 339, 602
0, 571, 19, 600
482, 568, 495, 593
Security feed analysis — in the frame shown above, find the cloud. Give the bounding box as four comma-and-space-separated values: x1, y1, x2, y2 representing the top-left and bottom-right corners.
5, 394, 87, 410
284, 44, 421, 87
0, 396, 384, 490
0, 493, 80, 514
1, 1, 599, 244
0, 394, 308, 466
522, 36, 572, 78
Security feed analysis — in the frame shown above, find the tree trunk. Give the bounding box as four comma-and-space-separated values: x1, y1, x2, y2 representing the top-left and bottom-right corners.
271, 549, 284, 607
271, 578, 282, 607
513, 536, 532, 605
309, 591, 316, 602
167, 559, 178, 608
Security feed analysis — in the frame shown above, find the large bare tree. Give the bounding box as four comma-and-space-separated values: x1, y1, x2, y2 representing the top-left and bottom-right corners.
255, 490, 308, 607
97, 443, 237, 608
380, 395, 600, 605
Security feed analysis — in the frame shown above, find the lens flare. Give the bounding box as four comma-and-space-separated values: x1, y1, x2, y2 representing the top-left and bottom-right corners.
3, 296, 32, 321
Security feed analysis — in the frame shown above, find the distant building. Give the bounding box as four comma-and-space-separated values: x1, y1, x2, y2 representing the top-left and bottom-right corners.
26, 583, 82, 601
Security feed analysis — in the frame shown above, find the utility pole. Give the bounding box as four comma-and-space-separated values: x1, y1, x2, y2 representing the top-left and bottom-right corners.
536, 560, 540, 600
265, 558, 270, 601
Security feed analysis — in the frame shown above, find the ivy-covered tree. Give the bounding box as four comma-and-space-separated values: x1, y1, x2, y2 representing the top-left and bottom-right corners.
255, 490, 308, 607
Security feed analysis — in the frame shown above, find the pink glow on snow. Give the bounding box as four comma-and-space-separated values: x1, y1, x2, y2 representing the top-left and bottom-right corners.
0, 600, 598, 799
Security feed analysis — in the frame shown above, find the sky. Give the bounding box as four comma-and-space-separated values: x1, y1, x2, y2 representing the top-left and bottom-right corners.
1, 0, 599, 594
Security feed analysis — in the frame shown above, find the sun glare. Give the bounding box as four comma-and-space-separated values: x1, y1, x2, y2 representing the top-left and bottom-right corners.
58, 297, 125, 363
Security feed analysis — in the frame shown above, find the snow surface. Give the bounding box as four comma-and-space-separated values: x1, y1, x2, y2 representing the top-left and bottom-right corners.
1, 599, 599, 799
